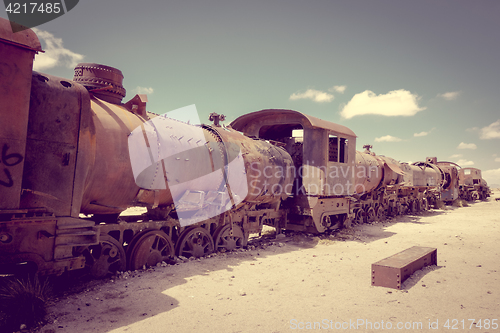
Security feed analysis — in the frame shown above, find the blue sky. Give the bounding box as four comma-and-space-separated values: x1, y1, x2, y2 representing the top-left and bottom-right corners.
3, 0, 500, 185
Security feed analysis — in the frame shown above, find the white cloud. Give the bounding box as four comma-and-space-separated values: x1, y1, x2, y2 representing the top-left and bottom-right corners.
480, 120, 500, 139
414, 131, 428, 137
483, 168, 500, 186
329, 85, 346, 94
340, 89, 426, 119
466, 127, 478, 133
457, 142, 477, 150
134, 86, 154, 95
437, 91, 461, 100
449, 154, 463, 159
374, 135, 402, 142
495, 157, 500, 162
455, 159, 474, 166
414, 127, 435, 137
32, 28, 84, 71
290, 89, 334, 103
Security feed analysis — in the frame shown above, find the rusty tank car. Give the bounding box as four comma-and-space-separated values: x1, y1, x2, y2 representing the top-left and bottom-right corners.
0, 19, 491, 277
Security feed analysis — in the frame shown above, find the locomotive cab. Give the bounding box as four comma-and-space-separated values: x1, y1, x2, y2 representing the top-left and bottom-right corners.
231, 109, 356, 233
459, 168, 490, 201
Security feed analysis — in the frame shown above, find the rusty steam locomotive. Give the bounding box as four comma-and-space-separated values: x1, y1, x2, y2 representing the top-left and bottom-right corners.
0, 20, 490, 277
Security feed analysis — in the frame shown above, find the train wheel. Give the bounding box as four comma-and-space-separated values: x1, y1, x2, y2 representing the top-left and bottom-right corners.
343, 216, 352, 228
396, 203, 404, 215
375, 206, 386, 221
128, 230, 174, 271
83, 235, 126, 278
388, 204, 397, 217
410, 201, 418, 214
421, 198, 429, 211
213, 224, 245, 252
366, 207, 376, 223
175, 227, 214, 258
354, 209, 364, 224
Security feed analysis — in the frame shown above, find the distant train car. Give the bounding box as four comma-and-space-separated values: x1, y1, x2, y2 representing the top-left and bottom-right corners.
458, 168, 490, 201
435, 161, 460, 203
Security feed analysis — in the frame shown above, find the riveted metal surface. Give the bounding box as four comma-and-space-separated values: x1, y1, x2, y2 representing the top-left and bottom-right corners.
410, 162, 443, 187
73, 63, 126, 104
20, 73, 87, 216
209, 126, 294, 204
128, 116, 225, 206
354, 151, 384, 194
80, 97, 152, 214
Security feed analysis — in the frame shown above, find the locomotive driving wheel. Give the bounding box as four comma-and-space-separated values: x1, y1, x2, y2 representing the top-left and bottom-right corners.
375, 206, 386, 221
396, 202, 404, 215
213, 224, 246, 252
365, 207, 376, 223
354, 209, 364, 224
81, 235, 126, 278
176, 227, 214, 258
410, 200, 418, 214
421, 198, 429, 211
128, 230, 174, 270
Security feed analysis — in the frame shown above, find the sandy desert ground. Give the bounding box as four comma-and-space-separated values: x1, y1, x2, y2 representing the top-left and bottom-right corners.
36, 191, 500, 333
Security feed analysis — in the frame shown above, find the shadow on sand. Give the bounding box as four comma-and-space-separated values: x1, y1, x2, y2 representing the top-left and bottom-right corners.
36, 206, 467, 332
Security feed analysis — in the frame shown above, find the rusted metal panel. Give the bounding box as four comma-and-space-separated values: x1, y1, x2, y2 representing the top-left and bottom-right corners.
437, 162, 460, 202
354, 151, 383, 194
230, 109, 357, 138
372, 246, 437, 289
20, 73, 83, 216
0, 217, 57, 262
208, 125, 294, 204
459, 167, 482, 186
231, 109, 357, 197
0, 18, 42, 51
73, 63, 126, 104
0, 18, 41, 209
302, 128, 327, 195
409, 162, 442, 187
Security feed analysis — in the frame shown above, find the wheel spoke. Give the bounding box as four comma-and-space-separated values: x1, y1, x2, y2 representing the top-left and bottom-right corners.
127, 231, 174, 270
84, 236, 126, 278
176, 227, 214, 258
158, 242, 168, 253
214, 224, 244, 252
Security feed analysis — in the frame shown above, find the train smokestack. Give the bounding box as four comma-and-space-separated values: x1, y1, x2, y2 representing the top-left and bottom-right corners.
73, 63, 126, 104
